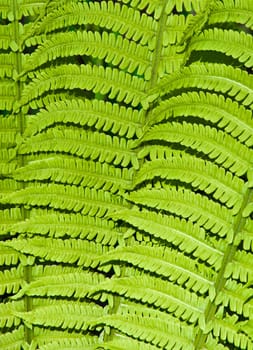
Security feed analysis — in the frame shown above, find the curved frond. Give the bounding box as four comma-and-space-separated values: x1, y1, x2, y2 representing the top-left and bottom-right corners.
2, 183, 125, 217
99, 244, 216, 299
110, 208, 224, 270
0, 300, 24, 328
0, 243, 21, 266
205, 314, 252, 350
94, 274, 206, 326
133, 155, 245, 211
13, 156, 133, 193
32, 2, 157, 49
0, 208, 22, 235
14, 300, 106, 330
209, 0, 253, 30
4, 237, 110, 267
18, 128, 138, 169
24, 31, 152, 79
32, 328, 99, 350
8, 212, 122, 245
15, 64, 148, 111
101, 310, 195, 350
13, 265, 107, 299
24, 99, 144, 139
139, 122, 252, 176
150, 91, 253, 147
127, 186, 234, 241
188, 28, 253, 68
149, 63, 253, 107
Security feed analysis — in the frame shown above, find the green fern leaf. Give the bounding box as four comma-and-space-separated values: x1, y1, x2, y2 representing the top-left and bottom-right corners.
94, 274, 207, 326
139, 122, 252, 176
149, 91, 253, 147
13, 157, 133, 193
14, 300, 106, 330
0, 326, 25, 350
209, 0, 253, 29
24, 99, 144, 139
188, 28, 253, 67
110, 207, 224, 270
4, 237, 110, 267
18, 128, 138, 168
1, 183, 125, 217
150, 63, 253, 107
133, 154, 245, 211
127, 187, 234, 241
99, 244, 216, 299
0, 265, 25, 295
33, 2, 157, 49
8, 211, 121, 245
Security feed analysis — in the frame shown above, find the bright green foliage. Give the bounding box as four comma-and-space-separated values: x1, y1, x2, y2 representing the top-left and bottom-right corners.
0, 0, 252, 349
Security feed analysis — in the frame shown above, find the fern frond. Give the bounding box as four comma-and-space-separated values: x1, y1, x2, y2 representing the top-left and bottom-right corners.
110, 208, 224, 270
215, 279, 252, 317
32, 328, 99, 350
133, 155, 245, 211
209, 0, 253, 30
101, 311, 195, 349
99, 244, 216, 299
0, 265, 25, 295
23, 30, 152, 79
24, 99, 144, 139
99, 336, 159, 350
224, 250, 253, 283
8, 212, 121, 245
0, 81, 17, 110
33, 2, 157, 49
39, 338, 98, 350
150, 91, 253, 147
139, 122, 252, 176
0, 23, 13, 50
95, 274, 206, 326
0, 208, 22, 235
15, 0, 49, 18
18, 128, 138, 168
2, 183, 125, 217
15, 64, 148, 110
236, 218, 253, 251
0, 326, 25, 350
163, 15, 189, 45
205, 314, 252, 350
14, 300, 106, 330
188, 28, 253, 68
0, 53, 17, 78
150, 63, 253, 107
13, 265, 106, 299
127, 187, 234, 242
0, 242, 21, 266
13, 157, 133, 193
0, 300, 24, 328
4, 237, 110, 267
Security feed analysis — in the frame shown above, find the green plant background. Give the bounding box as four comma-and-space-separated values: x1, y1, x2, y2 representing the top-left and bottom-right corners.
0, 0, 252, 349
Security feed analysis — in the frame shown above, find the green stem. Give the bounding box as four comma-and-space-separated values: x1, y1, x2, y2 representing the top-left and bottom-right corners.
12, 0, 32, 344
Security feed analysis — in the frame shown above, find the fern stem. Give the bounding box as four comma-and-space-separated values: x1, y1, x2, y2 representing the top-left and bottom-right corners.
12, 0, 32, 344
195, 187, 253, 349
